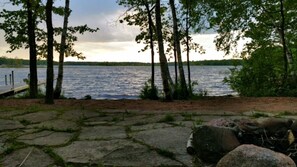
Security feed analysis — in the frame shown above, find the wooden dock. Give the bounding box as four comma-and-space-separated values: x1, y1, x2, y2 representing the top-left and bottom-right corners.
0, 81, 45, 97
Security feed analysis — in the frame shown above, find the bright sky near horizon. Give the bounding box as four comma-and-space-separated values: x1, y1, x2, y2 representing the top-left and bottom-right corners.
0, 0, 233, 63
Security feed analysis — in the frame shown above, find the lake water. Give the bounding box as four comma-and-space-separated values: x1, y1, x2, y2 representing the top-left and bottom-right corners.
0, 66, 237, 99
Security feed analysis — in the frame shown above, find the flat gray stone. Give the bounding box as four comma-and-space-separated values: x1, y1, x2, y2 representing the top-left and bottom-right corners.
102, 143, 182, 167
0, 119, 24, 131
14, 111, 58, 124
0, 110, 27, 119
132, 127, 192, 155
79, 126, 126, 140
17, 130, 73, 146
59, 110, 99, 121
28, 119, 79, 131
116, 115, 148, 126
131, 123, 172, 131
1, 147, 54, 167
84, 116, 117, 126
54, 139, 131, 164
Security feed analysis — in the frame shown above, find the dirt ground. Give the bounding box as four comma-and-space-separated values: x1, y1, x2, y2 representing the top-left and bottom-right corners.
1, 97, 297, 114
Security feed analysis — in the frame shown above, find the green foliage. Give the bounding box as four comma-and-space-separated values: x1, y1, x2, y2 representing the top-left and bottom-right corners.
139, 79, 159, 100
159, 114, 175, 123
225, 46, 297, 97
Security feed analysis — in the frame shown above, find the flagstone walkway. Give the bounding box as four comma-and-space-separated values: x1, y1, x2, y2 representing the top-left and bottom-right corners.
0, 107, 294, 167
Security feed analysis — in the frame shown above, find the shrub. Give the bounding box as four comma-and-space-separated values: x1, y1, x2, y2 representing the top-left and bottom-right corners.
225, 46, 297, 96
139, 79, 159, 100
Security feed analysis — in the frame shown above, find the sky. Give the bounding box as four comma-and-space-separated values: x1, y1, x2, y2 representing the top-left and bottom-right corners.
0, 0, 234, 63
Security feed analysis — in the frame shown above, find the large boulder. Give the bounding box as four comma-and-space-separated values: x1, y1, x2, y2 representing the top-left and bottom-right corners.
217, 144, 296, 167
192, 125, 240, 163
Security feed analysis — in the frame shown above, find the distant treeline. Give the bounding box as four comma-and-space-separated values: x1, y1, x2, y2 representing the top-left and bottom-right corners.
0, 57, 242, 67
0, 57, 49, 67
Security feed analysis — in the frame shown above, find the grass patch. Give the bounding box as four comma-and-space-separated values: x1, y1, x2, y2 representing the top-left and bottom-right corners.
43, 147, 65, 166
277, 111, 295, 116
3, 141, 26, 155
181, 113, 193, 121
158, 114, 175, 123
194, 118, 204, 126
251, 112, 269, 118
20, 119, 32, 126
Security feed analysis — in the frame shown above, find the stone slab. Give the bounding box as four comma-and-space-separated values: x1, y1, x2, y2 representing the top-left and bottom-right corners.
59, 110, 99, 121
132, 127, 192, 155
1, 147, 54, 167
131, 123, 173, 131
54, 139, 131, 164
0, 110, 28, 119
79, 126, 126, 140
28, 119, 79, 131
0, 119, 24, 131
14, 111, 58, 124
17, 130, 73, 146
102, 143, 182, 167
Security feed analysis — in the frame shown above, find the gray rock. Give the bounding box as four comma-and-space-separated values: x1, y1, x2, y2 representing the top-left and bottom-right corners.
54, 139, 131, 164
17, 130, 74, 146
0, 110, 27, 119
59, 110, 99, 121
79, 126, 126, 140
0, 119, 24, 131
131, 123, 172, 131
14, 111, 58, 124
132, 127, 191, 154
102, 143, 182, 166
1, 147, 54, 167
217, 144, 296, 167
192, 125, 240, 163
29, 119, 79, 131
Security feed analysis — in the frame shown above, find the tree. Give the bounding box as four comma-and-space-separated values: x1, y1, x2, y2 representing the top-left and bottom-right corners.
117, 0, 157, 90
203, 0, 297, 96
155, 0, 172, 100
26, 0, 38, 98
54, 0, 70, 99
45, 0, 54, 104
169, 0, 188, 99
0, 0, 98, 99
0, 0, 40, 98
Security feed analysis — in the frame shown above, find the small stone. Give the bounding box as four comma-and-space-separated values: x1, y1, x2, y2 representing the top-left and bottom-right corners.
0, 119, 24, 131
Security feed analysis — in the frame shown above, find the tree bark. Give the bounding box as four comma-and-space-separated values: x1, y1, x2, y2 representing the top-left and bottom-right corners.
185, 0, 192, 93
155, 0, 172, 101
54, 0, 70, 99
144, 0, 155, 88
279, 0, 295, 83
26, 0, 38, 98
45, 0, 54, 104
169, 0, 188, 98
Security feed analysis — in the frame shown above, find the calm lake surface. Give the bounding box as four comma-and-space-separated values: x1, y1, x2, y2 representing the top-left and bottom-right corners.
0, 66, 237, 99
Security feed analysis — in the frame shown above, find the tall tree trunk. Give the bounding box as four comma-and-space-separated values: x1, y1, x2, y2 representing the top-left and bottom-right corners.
169, 0, 188, 98
27, 0, 38, 98
155, 0, 172, 101
185, 0, 192, 93
144, 1, 155, 88
279, 0, 295, 83
54, 0, 70, 99
174, 41, 178, 85
45, 0, 54, 104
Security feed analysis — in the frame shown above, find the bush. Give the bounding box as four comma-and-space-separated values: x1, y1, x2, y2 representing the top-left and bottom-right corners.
224, 46, 297, 97
139, 79, 159, 100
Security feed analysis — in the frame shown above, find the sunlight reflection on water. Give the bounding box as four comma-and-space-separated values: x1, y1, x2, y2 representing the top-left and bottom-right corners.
0, 66, 237, 99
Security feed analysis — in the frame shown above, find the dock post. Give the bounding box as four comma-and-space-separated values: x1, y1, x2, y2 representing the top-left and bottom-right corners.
5, 75, 7, 85
11, 71, 14, 89
9, 74, 11, 85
